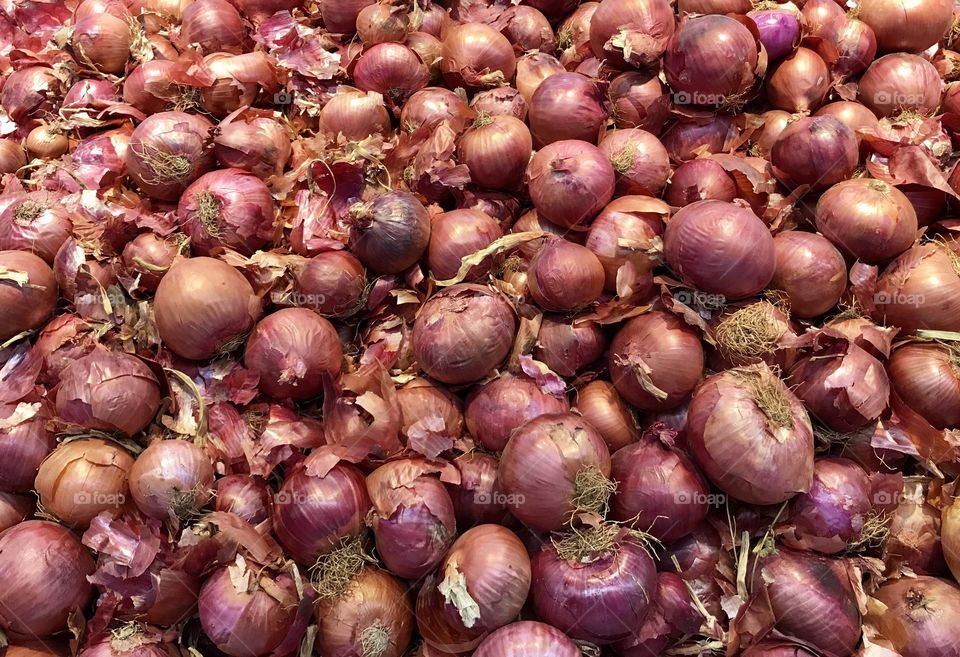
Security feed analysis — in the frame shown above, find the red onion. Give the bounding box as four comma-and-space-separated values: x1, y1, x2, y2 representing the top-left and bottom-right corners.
154, 257, 261, 360
0, 250, 58, 342
874, 243, 960, 333
527, 239, 605, 311
533, 314, 606, 377
859, 0, 953, 52
858, 54, 944, 118
665, 159, 736, 207
319, 88, 391, 140
889, 343, 960, 429
471, 87, 527, 120
122, 232, 180, 292
465, 374, 569, 451
608, 72, 671, 133
0, 493, 32, 532
665, 16, 759, 106
128, 440, 214, 520
885, 478, 944, 575
428, 208, 503, 281
321, 0, 374, 33
526, 139, 615, 228
357, 3, 409, 44
354, 43, 430, 103
0, 139, 26, 174
515, 53, 564, 104
802, 0, 845, 34
588, 0, 675, 69
441, 23, 516, 90
500, 412, 611, 531
771, 116, 858, 189
575, 381, 639, 452
398, 88, 470, 132
599, 128, 671, 197
0, 194, 74, 263
199, 53, 279, 118
814, 101, 879, 146
528, 73, 607, 146
770, 231, 846, 319
473, 621, 579, 657
748, 5, 801, 61
0, 402, 54, 493
663, 115, 738, 163
288, 251, 366, 316
687, 364, 814, 504
122, 60, 178, 114
585, 195, 666, 289
458, 115, 532, 191
214, 116, 291, 179
767, 47, 830, 113
751, 110, 794, 157
1, 67, 64, 122
871, 576, 960, 657
71, 128, 132, 190
743, 643, 819, 657
126, 111, 216, 201
0, 521, 94, 638
214, 475, 273, 525
397, 377, 464, 446
446, 453, 511, 528
820, 16, 877, 77
77, 628, 169, 657
180, 0, 246, 53
72, 14, 131, 73
497, 6, 554, 52
348, 191, 431, 274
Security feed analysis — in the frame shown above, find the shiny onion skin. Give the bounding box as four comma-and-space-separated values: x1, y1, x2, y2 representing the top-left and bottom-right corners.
428, 209, 503, 281
458, 115, 532, 190
528, 73, 607, 146
354, 43, 430, 103
243, 308, 342, 401
472, 621, 580, 657
819, 17, 877, 77
873, 243, 960, 333
273, 455, 370, 566
770, 231, 847, 319
767, 47, 830, 113
599, 128, 671, 197
858, 54, 944, 118
610, 437, 709, 541
177, 168, 276, 256
575, 380, 640, 452
0, 195, 74, 262
71, 14, 131, 74
289, 251, 365, 316
0, 250, 58, 342
418, 525, 531, 652
802, 0, 845, 35
815, 101, 880, 142
771, 116, 858, 189
446, 452, 512, 528
55, 348, 161, 435
5, 643, 69, 657
665, 15, 759, 104
0, 138, 27, 174
126, 112, 216, 201
214, 474, 273, 525
315, 567, 413, 657
588, 0, 675, 69
664, 200, 775, 300
0, 402, 55, 493
122, 233, 180, 292
499, 412, 611, 531
349, 191, 431, 274
527, 239, 605, 311
0, 521, 94, 638
154, 257, 262, 361
890, 343, 960, 429
687, 364, 814, 505
179, 0, 246, 53
128, 440, 215, 520
533, 315, 606, 377
412, 284, 516, 385
665, 159, 736, 207
318, 89, 391, 140
441, 23, 517, 91
198, 566, 299, 657
530, 528, 657, 644
464, 374, 569, 451
870, 576, 960, 657
526, 139, 615, 228
748, 6, 801, 61
858, 0, 953, 53
609, 311, 704, 411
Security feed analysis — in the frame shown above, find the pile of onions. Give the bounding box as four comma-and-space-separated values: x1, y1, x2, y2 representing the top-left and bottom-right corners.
526, 139, 615, 227
128, 440, 214, 520
465, 375, 569, 451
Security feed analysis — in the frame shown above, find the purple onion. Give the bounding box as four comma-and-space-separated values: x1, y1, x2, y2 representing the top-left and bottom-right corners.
748, 7, 801, 61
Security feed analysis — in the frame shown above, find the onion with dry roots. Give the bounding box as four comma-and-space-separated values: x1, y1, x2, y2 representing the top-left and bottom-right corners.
128, 439, 215, 520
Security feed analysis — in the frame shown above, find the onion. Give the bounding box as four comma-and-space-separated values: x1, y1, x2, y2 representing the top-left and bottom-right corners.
321, 0, 374, 33
527, 239, 605, 311
1, 67, 64, 121
575, 381, 639, 452
470, 87, 527, 120
802, 0, 845, 34
354, 43, 429, 103
5, 644, 69, 657
319, 88, 391, 140
126, 111, 216, 201
398, 377, 464, 444
122, 60, 177, 114
870, 576, 960, 657
214, 116, 291, 179
428, 208, 503, 282
128, 439, 215, 520
348, 191, 431, 274
458, 115, 532, 191
0, 194, 74, 263
198, 565, 299, 657
588, 0, 675, 69
406, 31, 442, 79
599, 128, 671, 197
874, 243, 960, 333
526, 139, 615, 228
25, 125, 69, 159
122, 232, 181, 292
498, 6, 555, 52
77, 628, 169, 657
665, 159, 736, 207
710, 301, 796, 371
214, 475, 273, 525
441, 23, 516, 90
771, 115, 858, 189
767, 47, 830, 112
180, 0, 246, 53
243, 308, 342, 401
839, 425, 909, 473
687, 364, 814, 504
770, 231, 847, 318
943, 495, 960, 581
0, 492, 31, 531
473, 622, 579, 657
751, 110, 794, 157
611, 436, 709, 541
858, 0, 953, 52
0, 250, 58, 342
366, 459, 457, 579
515, 53, 564, 104
200, 53, 279, 118
500, 412, 611, 531
819, 16, 877, 77
178, 168, 275, 256
357, 3, 409, 44
664, 200, 775, 300
465, 374, 569, 451
274, 453, 370, 566
0, 402, 55, 493
609, 311, 704, 412
533, 315, 606, 377
528, 73, 607, 146
315, 567, 413, 657
816, 179, 918, 264
154, 257, 261, 360
889, 343, 960, 429
608, 72, 670, 133
71, 14, 131, 74
446, 453, 511, 528
858, 54, 944, 118
743, 643, 818, 657
814, 100, 880, 143
885, 478, 944, 575
401, 87, 473, 133
287, 251, 365, 316
584, 195, 665, 289
417, 525, 531, 652
748, 5, 801, 61
55, 348, 161, 435
531, 525, 657, 644
0, 139, 26, 174
665, 16, 759, 106
661, 114, 737, 162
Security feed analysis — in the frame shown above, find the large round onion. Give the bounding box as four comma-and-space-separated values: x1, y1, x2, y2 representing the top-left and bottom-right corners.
128, 440, 214, 520
871, 576, 960, 657
874, 243, 960, 333
413, 284, 516, 385
767, 47, 830, 113
126, 111, 216, 201
243, 308, 342, 401
890, 343, 960, 429
465, 375, 569, 451
528, 73, 607, 146
0, 194, 74, 263
687, 364, 814, 504
588, 0, 675, 68
748, 5, 801, 61
664, 200, 775, 300
0, 250, 58, 342
858, 0, 953, 52
665, 15, 759, 105
770, 231, 847, 319
154, 257, 261, 360
771, 116, 858, 189
665, 159, 736, 207
441, 23, 516, 90
0, 521, 94, 638
458, 115, 532, 191
527, 238, 605, 311
609, 311, 704, 411
500, 412, 611, 531
318, 88, 391, 140
349, 191, 431, 274
214, 115, 291, 179
858, 54, 943, 118
526, 139, 615, 228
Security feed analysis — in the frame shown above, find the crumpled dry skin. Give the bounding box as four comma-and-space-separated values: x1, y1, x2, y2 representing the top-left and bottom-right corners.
866, 144, 958, 198
409, 121, 471, 200
253, 11, 339, 81
0, 342, 42, 402
187, 511, 286, 569
323, 362, 403, 459
83, 509, 164, 581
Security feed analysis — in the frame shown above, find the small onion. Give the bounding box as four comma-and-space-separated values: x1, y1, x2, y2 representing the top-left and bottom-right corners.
767, 47, 830, 113
885, 478, 945, 576
526, 139, 615, 228
599, 128, 671, 197
527, 239, 605, 311
122, 232, 181, 292
608, 72, 671, 133
665, 159, 736, 207
441, 23, 516, 90
25, 125, 69, 159
214, 116, 291, 179
465, 374, 569, 451
214, 475, 273, 525
528, 73, 607, 146
319, 88, 391, 140
533, 314, 606, 377
771, 115, 858, 189
0, 250, 58, 342
748, 5, 801, 61
458, 115, 532, 191
428, 208, 503, 281
0, 402, 55, 493
0, 194, 74, 263
288, 251, 366, 316
348, 191, 431, 274
575, 381, 639, 452
858, 54, 944, 118
770, 231, 847, 319
588, 0, 675, 69
128, 440, 215, 520
870, 576, 960, 657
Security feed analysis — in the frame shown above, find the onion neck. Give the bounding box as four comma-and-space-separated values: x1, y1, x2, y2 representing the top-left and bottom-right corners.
359, 620, 391, 657
571, 465, 616, 518
13, 201, 43, 225
715, 301, 784, 360
734, 366, 795, 430
196, 191, 222, 236
312, 536, 371, 600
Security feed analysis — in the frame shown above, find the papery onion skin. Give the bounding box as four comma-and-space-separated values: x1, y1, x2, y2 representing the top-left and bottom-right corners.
665, 159, 736, 207
0, 493, 32, 533
288, 251, 366, 317
126, 111, 216, 201
767, 47, 830, 113
471, 87, 528, 120
664, 200, 776, 300
527, 239, 605, 311
515, 53, 564, 104
0, 520, 94, 638
873, 243, 960, 333
751, 110, 793, 157
771, 116, 858, 189
180, 0, 246, 54
526, 139, 615, 228
441, 23, 517, 90
319, 89, 391, 140
665, 15, 759, 103
687, 364, 814, 505
401, 88, 473, 133
214, 475, 273, 525
458, 115, 532, 190
349, 191, 431, 274
662, 114, 737, 162
154, 257, 262, 360
820, 16, 877, 77
870, 576, 960, 657
465, 374, 570, 451
885, 478, 945, 576
858, 54, 944, 118
889, 343, 960, 429
1, 67, 63, 122
71, 14, 131, 74
0, 250, 58, 342
0, 403, 55, 493
214, 116, 292, 179
588, 0, 675, 69
608, 72, 671, 133
446, 452, 512, 528
770, 231, 847, 319
128, 440, 215, 520
609, 311, 704, 411
122, 232, 181, 292
499, 412, 611, 531
357, 3, 409, 44
528, 73, 607, 146
585, 195, 666, 289
533, 315, 606, 377
472, 621, 580, 657
413, 284, 516, 385
599, 128, 671, 197
243, 308, 342, 401
858, 0, 953, 53
428, 208, 504, 281
320, 0, 374, 33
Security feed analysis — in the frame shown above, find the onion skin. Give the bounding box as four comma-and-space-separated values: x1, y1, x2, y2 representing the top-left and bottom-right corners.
665, 15, 759, 104
664, 200, 776, 300
0, 493, 31, 532
499, 412, 611, 531
465, 375, 569, 451
446, 452, 511, 528
526, 139, 615, 228
662, 114, 737, 162
458, 116, 532, 190
767, 47, 830, 113
428, 209, 504, 282
609, 311, 704, 411
874, 243, 960, 333
588, 0, 675, 69
128, 440, 215, 520
122, 233, 180, 292
472, 87, 527, 120
858, 0, 953, 52
0, 403, 55, 494
126, 111, 216, 201
527, 239, 605, 311
472, 621, 580, 657
533, 315, 606, 377
0, 521, 94, 638
214, 475, 273, 525
349, 191, 431, 274
585, 195, 666, 289
71, 14, 131, 74
858, 54, 944, 118
401, 88, 473, 133
687, 364, 814, 505
771, 116, 858, 189
575, 381, 639, 452
529, 73, 607, 146
319, 89, 391, 140
0, 250, 58, 342
820, 16, 877, 77
665, 159, 736, 207
885, 478, 944, 576
180, 0, 246, 53
154, 257, 262, 361
397, 377, 465, 443
441, 23, 516, 91
354, 43, 430, 103
0, 139, 27, 174
748, 7, 801, 61
608, 72, 670, 134
413, 284, 516, 385
890, 343, 960, 429
0, 194, 74, 265
770, 231, 847, 319
870, 576, 960, 657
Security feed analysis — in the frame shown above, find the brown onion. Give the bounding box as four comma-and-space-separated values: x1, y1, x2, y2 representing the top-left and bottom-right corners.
25, 125, 69, 159
870, 576, 960, 657
441, 23, 516, 90
767, 47, 830, 113
0, 139, 26, 174
458, 115, 532, 191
